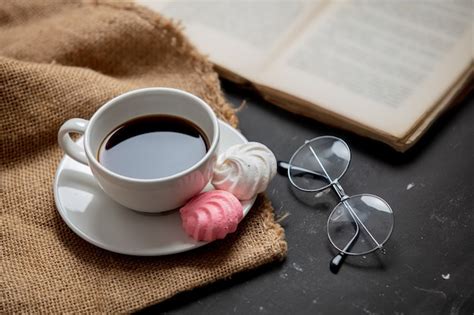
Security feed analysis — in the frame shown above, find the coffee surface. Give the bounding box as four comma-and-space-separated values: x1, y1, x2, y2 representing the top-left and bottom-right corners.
98, 115, 208, 179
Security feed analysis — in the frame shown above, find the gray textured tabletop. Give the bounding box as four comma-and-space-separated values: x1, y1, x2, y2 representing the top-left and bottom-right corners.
142, 81, 474, 314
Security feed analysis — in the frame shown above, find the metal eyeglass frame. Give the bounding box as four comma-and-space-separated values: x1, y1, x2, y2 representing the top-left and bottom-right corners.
278, 136, 394, 274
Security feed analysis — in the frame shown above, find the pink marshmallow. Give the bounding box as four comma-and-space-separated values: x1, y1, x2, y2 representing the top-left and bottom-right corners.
180, 190, 244, 242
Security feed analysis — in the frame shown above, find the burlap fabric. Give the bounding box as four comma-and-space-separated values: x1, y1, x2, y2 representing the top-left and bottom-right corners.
0, 1, 287, 312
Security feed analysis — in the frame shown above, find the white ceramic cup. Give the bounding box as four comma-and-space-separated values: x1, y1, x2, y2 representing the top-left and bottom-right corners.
58, 87, 219, 213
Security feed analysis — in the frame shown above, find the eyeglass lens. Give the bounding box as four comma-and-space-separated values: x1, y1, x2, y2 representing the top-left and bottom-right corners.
288, 137, 350, 192
328, 194, 394, 255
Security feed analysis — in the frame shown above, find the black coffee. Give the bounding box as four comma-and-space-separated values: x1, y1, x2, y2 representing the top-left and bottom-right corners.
98, 115, 208, 179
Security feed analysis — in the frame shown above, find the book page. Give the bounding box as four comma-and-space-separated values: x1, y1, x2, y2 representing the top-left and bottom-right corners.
259, 0, 473, 138
138, 0, 324, 81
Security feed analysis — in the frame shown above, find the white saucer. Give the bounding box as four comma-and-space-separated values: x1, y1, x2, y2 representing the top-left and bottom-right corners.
53, 120, 255, 256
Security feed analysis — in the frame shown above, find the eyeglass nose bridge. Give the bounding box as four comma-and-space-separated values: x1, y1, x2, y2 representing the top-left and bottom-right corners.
331, 179, 349, 201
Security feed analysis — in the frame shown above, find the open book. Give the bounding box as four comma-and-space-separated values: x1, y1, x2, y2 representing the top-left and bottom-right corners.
139, 0, 473, 151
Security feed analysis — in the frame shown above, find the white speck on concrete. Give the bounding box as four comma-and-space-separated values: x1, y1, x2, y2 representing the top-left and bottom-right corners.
352, 303, 376, 315
430, 213, 448, 223
442, 273, 450, 280
292, 262, 303, 272
406, 183, 415, 190
259, 306, 264, 312
414, 286, 447, 299
279, 272, 288, 279
312, 299, 318, 304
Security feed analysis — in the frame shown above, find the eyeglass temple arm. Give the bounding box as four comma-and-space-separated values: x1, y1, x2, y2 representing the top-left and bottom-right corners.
277, 161, 327, 179
330, 211, 360, 274
330, 240, 357, 274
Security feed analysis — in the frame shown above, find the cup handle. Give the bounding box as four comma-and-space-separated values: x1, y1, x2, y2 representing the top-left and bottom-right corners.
58, 118, 89, 165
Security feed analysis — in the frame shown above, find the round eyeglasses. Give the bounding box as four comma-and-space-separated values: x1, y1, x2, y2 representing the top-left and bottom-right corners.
278, 136, 394, 273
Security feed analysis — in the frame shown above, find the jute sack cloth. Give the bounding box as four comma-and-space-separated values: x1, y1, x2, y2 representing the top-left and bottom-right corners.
0, 1, 287, 312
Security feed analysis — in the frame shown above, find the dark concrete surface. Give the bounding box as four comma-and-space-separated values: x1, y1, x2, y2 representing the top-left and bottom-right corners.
142, 81, 474, 315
